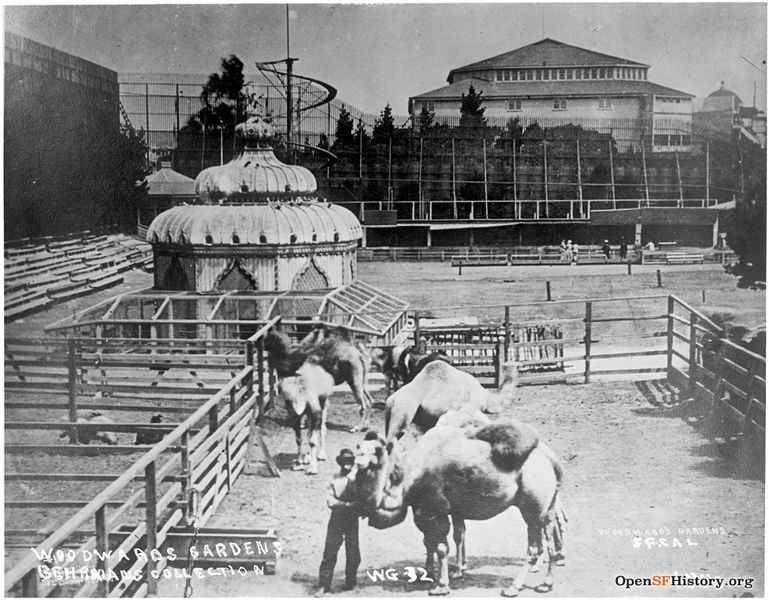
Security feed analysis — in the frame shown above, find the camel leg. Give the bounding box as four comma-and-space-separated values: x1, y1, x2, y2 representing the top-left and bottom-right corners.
551, 503, 567, 566
306, 410, 320, 476
450, 517, 467, 579
292, 414, 308, 471
422, 516, 451, 596
347, 376, 371, 433
501, 520, 544, 597
317, 402, 328, 462
535, 517, 557, 593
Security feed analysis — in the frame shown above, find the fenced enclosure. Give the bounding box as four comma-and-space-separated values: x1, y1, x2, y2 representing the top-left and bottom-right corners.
4, 319, 282, 597
119, 74, 763, 216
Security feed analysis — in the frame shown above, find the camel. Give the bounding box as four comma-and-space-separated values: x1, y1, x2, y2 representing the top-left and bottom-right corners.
385, 360, 518, 441
264, 325, 373, 432
278, 359, 335, 475
353, 419, 567, 596
371, 345, 449, 393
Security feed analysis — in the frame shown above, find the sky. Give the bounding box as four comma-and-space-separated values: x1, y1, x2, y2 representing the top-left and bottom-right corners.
4, 3, 767, 116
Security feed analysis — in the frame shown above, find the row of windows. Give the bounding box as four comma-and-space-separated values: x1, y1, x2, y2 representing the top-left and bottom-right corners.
504, 97, 612, 111
653, 134, 692, 147
494, 66, 647, 83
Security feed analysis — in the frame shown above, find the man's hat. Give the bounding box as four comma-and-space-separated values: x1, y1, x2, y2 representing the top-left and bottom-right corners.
336, 448, 355, 466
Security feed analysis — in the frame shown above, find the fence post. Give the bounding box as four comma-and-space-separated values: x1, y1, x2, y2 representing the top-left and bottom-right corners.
68, 339, 78, 444
656, 269, 663, 288
181, 430, 190, 495
414, 310, 421, 352
546, 281, 552, 301
688, 313, 698, 398
256, 338, 265, 425
627, 262, 632, 276
95, 506, 108, 597
246, 340, 255, 399
584, 302, 592, 384
504, 305, 511, 363
495, 342, 502, 388
666, 296, 674, 377
145, 461, 158, 596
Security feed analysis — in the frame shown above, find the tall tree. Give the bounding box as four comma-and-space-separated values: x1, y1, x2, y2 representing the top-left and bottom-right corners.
372, 103, 396, 145
418, 105, 435, 132
459, 84, 487, 129
332, 104, 355, 151
200, 55, 246, 133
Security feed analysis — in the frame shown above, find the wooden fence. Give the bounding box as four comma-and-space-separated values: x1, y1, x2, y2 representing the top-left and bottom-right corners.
666, 296, 766, 435
4, 318, 282, 597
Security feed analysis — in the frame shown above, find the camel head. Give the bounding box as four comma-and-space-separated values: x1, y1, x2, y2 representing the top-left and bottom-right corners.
264, 330, 290, 356
354, 432, 408, 528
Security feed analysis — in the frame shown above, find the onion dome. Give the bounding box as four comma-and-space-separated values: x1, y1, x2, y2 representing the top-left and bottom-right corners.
194, 114, 317, 201
146, 202, 362, 246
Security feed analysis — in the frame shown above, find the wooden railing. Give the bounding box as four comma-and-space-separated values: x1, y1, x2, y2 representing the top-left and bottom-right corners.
666, 296, 766, 434
4, 319, 283, 597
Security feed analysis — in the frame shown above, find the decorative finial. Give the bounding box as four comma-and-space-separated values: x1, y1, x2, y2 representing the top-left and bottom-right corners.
235, 114, 276, 145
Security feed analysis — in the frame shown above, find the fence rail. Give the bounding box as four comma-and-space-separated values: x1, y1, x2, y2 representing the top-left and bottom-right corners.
4, 319, 283, 597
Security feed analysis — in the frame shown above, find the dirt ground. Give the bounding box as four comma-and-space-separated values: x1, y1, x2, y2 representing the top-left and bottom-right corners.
5, 261, 765, 597
157, 379, 764, 598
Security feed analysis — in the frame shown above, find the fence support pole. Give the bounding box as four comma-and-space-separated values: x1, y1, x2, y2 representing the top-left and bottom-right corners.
246, 340, 255, 399
688, 313, 698, 398
256, 339, 265, 424
145, 461, 158, 596
576, 138, 583, 217
504, 305, 511, 363
546, 281, 552, 301
495, 342, 502, 388
483, 138, 489, 219
451, 138, 458, 219
675, 151, 684, 207
95, 506, 108, 597
414, 310, 421, 352
512, 140, 518, 218
584, 302, 592, 384
68, 339, 78, 444
627, 262, 632, 276
657, 269, 663, 288
666, 296, 674, 377
609, 138, 616, 209
705, 141, 710, 206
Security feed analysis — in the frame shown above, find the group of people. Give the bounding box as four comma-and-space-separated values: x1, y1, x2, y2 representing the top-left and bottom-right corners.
559, 239, 629, 263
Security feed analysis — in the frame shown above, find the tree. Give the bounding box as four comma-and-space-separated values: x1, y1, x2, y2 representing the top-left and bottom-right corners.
723, 147, 767, 288
372, 103, 396, 145
418, 105, 435, 132
331, 105, 355, 151
459, 84, 487, 129
200, 55, 246, 133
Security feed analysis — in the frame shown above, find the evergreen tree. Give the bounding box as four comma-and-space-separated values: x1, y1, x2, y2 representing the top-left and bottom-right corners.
459, 84, 487, 129
418, 105, 435, 132
200, 55, 246, 133
372, 103, 396, 145
332, 104, 355, 150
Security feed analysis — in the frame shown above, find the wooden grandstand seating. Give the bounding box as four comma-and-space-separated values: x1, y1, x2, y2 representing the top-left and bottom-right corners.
4, 232, 152, 321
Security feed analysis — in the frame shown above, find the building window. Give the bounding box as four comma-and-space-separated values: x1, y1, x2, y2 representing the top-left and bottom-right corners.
511, 70, 518, 81
608, 68, 614, 79
575, 68, 582, 80
504, 70, 511, 81
507, 98, 522, 111
496, 71, 503, 81
536, 69, 542, 80
598, 97, 613, 110
422, 101, 435, 113
526, 69, 534, 81
558, 68, 565, 79
591, 68, 598, 79
553, 98, 567, 111
653, 134, 670, 146
543, 69, 550, 80
566, 69, 573, 80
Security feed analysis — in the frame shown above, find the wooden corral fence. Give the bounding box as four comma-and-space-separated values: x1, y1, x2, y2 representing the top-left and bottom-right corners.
666, 296, 766, 436
412, 294, 673, 386
4, 318, 282, 598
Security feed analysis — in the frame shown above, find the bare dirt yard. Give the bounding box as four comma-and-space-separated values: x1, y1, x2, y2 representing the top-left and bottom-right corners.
160, 381, 764, 598
6, 261, 765, 597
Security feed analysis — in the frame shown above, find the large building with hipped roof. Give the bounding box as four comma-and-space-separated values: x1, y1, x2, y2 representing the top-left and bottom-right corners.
409, 38, 694, 152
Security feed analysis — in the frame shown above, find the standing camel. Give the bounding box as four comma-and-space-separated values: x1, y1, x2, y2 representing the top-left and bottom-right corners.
278, 360, 334, 475
264, 326, 374, 432
385, 360, 518, 441
371, 345, 449, 393
353, 420, 567, 596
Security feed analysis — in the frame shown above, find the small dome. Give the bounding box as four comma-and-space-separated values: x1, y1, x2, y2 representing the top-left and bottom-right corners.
146, 202, 362, 246
194, 148, 316, 201
707, 81, 742, 105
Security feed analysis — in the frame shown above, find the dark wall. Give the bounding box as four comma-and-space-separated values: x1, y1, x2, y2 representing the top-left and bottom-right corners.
5, 56, 120, 239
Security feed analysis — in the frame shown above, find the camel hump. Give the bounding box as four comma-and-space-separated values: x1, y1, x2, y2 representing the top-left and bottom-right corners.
471, 419, 540, 472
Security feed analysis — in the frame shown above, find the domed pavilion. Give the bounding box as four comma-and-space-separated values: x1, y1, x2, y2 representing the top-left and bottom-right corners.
48, 112, 407, 341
